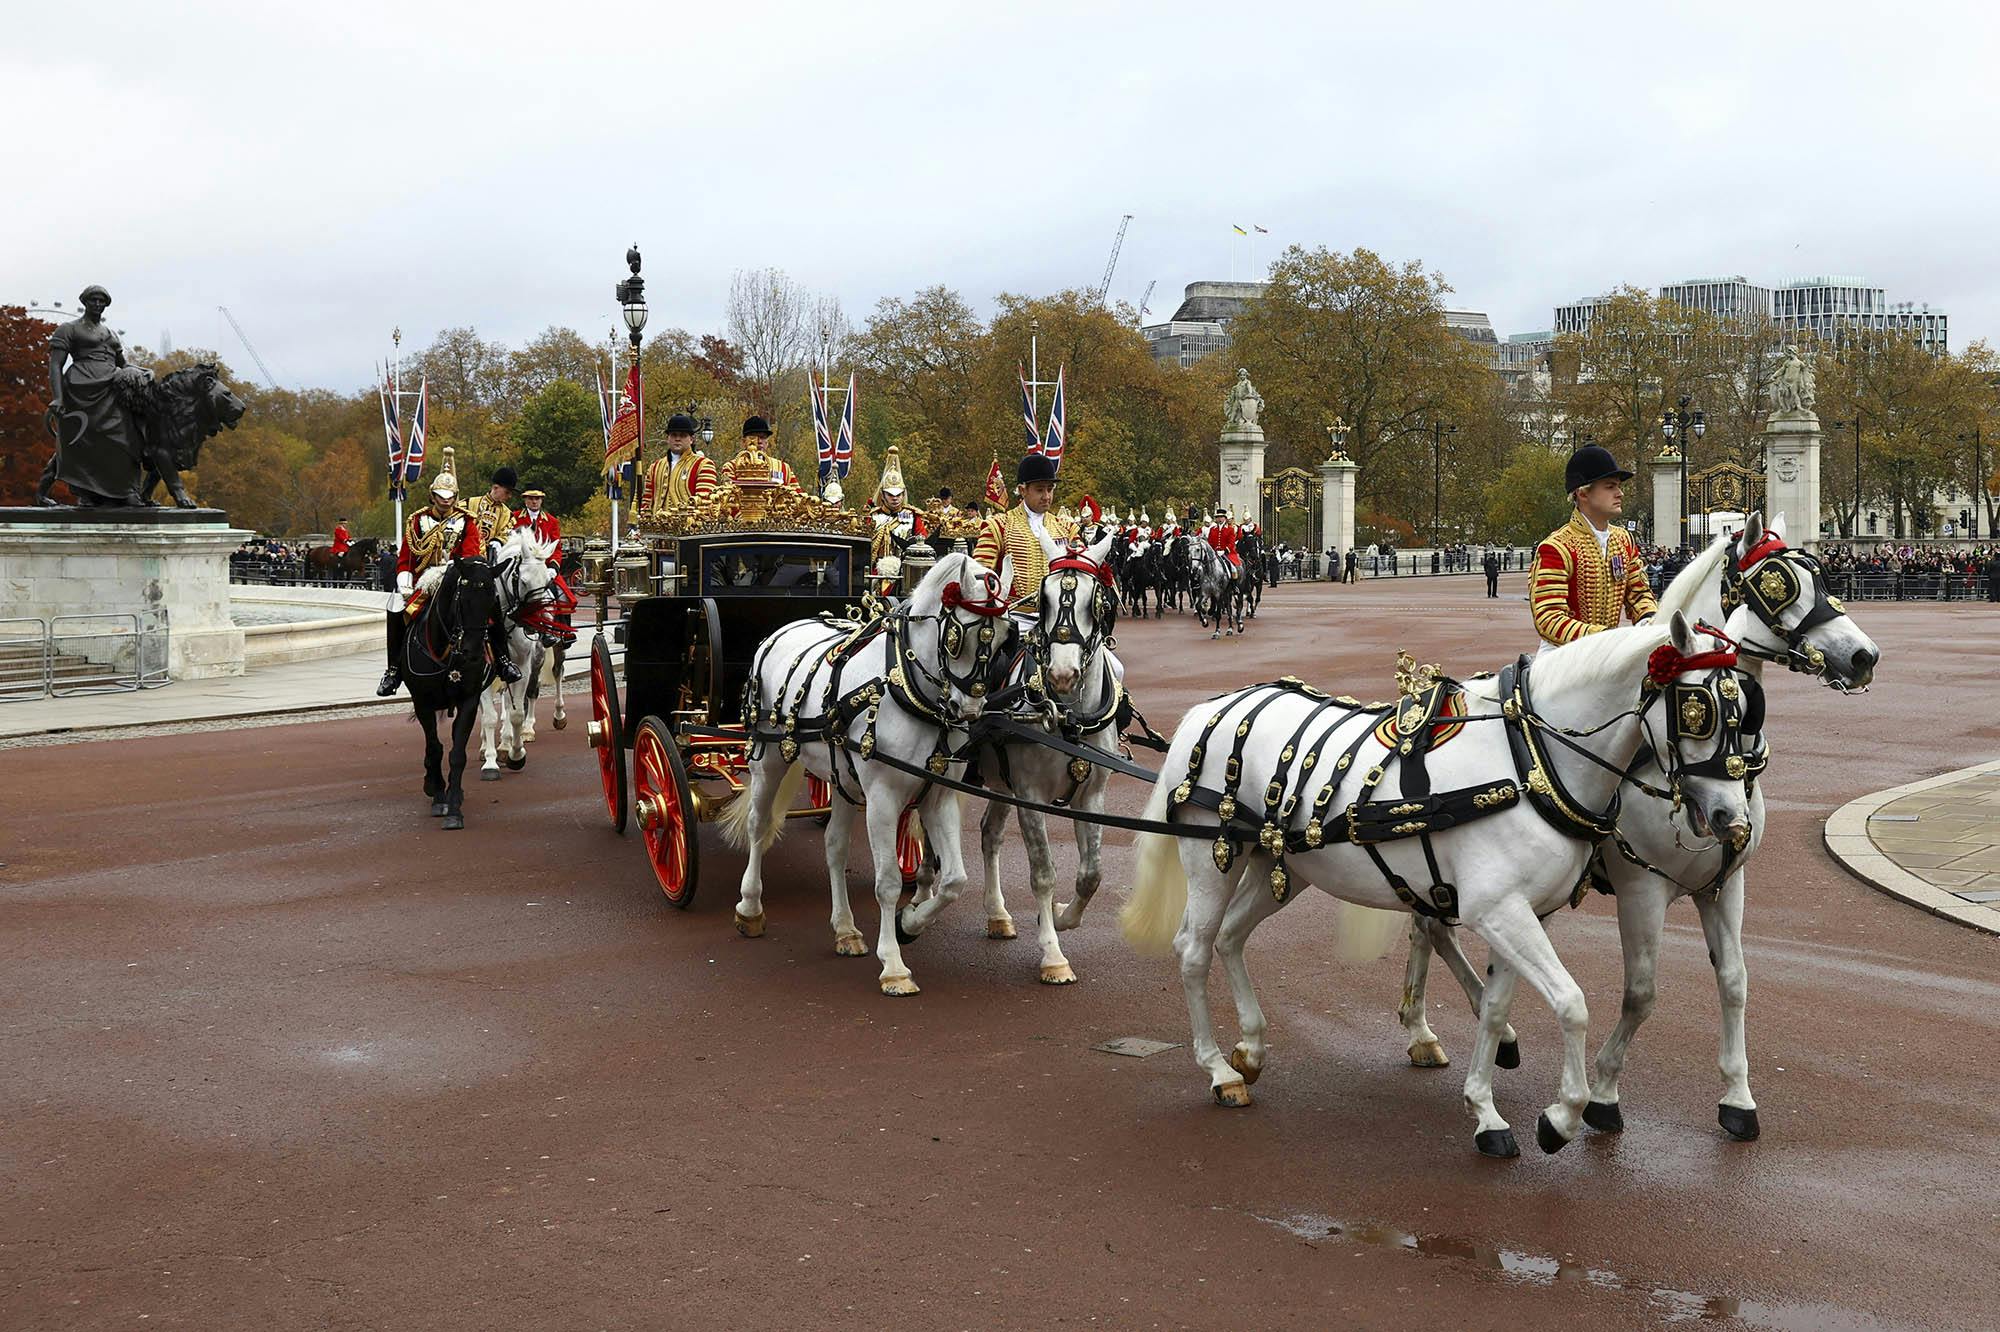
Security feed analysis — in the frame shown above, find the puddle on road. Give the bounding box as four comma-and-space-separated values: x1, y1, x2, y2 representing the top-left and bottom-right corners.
1251, 1210, 1912, 1331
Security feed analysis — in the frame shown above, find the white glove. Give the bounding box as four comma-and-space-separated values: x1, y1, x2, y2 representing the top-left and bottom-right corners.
396, 571, 413, 594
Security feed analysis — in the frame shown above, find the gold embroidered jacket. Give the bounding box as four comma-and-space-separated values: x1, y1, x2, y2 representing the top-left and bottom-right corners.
464, 495, 514, 552
639, 449, 719, 517
1531, 512, 1657, 645
972, 506, 1075, 606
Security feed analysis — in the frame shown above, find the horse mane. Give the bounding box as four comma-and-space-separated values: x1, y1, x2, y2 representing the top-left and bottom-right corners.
1654, 532, 1732, 621
1526, 618, 1667, 699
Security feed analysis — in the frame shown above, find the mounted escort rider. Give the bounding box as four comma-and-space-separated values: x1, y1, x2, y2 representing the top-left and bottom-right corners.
376, 447, 521, 696
515, 486, 561, 563
639, 412, 719, 517
464, 465, 518, 555
1531, 444, 1657, 647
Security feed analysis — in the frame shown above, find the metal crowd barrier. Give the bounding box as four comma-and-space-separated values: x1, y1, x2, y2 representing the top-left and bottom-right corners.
0, 617, 50, 704
37, 612, 172, 698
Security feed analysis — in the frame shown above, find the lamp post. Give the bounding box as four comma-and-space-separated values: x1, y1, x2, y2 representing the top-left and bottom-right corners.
1958, 427, 1983, 540
1430, 419, 1458, 551
1831, 416, 1863, 539
1324, 417, 1350, 460
1660, 396, 1705, 558
613, 246, 648, 556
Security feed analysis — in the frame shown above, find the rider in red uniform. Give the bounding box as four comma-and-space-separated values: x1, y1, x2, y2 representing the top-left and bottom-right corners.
331, 520, 351, 556
515, 488, 561, 561
1206, 511, 1242, 568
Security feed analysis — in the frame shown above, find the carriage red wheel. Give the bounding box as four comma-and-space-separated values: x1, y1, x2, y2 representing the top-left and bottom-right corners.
632, 715, 698, 907
807, 775, 831, 828
589, 633, 627, 833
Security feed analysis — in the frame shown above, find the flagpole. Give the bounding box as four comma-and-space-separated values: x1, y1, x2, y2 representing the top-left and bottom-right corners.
391, 328, 404, 540
609, 333, 621, 560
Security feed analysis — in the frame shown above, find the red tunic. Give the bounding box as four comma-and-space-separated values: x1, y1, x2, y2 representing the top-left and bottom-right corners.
331, 524, 351, 556
516, 508, 562, 548
1206, 523, 1241, 568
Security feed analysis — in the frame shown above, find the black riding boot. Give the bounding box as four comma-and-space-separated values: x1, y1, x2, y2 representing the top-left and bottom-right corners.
377, 610, 406, 696
490, 616, 522, 683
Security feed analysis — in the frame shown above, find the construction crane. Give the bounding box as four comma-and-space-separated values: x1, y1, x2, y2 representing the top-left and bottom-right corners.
217, 305, 279, 389
1095, 213, 1133, 307
1137, 279, 1158, 325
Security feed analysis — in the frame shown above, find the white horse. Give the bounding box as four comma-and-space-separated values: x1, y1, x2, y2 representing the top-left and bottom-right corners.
1190, 538, 1247, 639
478, 528, 565, 782
721, 552, 1009, 996
1122, 599, 1759, 1157
975, 531, 1122, 985
1395, 514, 1881, 1143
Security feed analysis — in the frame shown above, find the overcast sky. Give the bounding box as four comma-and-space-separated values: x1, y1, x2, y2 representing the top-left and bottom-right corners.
9, 1, 1996, 390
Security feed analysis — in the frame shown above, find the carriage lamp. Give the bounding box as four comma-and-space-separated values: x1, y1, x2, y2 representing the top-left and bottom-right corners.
617, 245, 647, 350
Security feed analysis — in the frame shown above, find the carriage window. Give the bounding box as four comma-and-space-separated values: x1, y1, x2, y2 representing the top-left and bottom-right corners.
699, 545, 851, 596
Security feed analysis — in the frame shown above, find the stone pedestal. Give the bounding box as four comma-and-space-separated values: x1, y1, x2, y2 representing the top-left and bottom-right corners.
1761, 411, 1822, 547
1318, 456, 1358, 558
0, 508, 253, 680
1651, 451, 1685, 551
1219, 425, 1266, 521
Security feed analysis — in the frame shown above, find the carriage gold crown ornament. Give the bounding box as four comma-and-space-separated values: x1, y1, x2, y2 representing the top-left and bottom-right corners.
1394, 650, 1443, 699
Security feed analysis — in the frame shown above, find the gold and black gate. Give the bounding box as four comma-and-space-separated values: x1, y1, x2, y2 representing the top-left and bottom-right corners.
1689, 461, 1766, 529
1259, 467, 1319, 547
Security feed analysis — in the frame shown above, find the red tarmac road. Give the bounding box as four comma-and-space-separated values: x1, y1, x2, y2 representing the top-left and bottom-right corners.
5, 572, 1998, 1330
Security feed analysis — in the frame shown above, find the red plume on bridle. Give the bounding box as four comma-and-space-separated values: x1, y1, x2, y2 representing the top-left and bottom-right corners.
942, 572, 1010, 617
1734, 529, 1788, 571
1052, 536, 1114, 587
1647, 621, 1739, 686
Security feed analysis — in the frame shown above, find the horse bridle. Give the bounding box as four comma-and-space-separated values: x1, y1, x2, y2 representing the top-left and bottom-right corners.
893, 568, 1011, 718
1721, 532, 1849, 682
1033, 549, 1117, 669
493, 552, 577, 644
407, 562, 489, 686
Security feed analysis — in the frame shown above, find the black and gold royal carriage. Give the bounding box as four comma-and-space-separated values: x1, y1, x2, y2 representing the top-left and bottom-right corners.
585, 442, 981, 905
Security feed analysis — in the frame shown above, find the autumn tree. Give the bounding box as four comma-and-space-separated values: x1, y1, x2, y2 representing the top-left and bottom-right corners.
510, 380, 606, 517
1480, 443, 1572, 546
1228, 246, 1492, 536
0, 307, 57, 505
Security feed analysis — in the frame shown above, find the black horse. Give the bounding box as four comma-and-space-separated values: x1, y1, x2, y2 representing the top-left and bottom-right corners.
1116, 535, 1164, 619
1237, 528, 1266, 618
121, 364, 247, 507
306, 537, 383, 583
402, 560, 501, 830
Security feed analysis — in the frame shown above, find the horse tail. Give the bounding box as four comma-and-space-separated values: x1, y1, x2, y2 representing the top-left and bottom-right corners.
1331, 901, 1406, 964
1120, 776, 1187, 958
718, 754, 804, 852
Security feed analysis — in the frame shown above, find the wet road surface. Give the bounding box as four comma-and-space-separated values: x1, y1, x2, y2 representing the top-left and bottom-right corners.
5, 573, 1997, 1330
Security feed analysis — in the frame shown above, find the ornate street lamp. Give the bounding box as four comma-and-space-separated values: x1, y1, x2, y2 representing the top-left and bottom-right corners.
1660, 395, 1705, 558
1957, 426, 1983, 539
1324, 417, 1351, 461
1831, 416, 1863, 539
1430, 419, 1458, 551
616, 245, 647, 350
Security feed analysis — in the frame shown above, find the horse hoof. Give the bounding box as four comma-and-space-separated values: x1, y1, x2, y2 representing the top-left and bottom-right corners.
442, 813, 465, 831
733, 910, 766, 939
1474, 1128, 1519, 1159
880, 974, 921, 997
1210, 632, 1220, 641
504, 755, 526, 771
1039, 962, 1077, 985
1535, 1111, 1571, 1154
986, 917, 1017, 940
430, 800, 450, 817
480, 769, 502, 782
1213, 1080, 1252, 1108
521, 729, 536, 744
1496, 1039, 1521, 1069
551, 715, 567, 731
1583, 1100, 1625, 1133
894, 911, 920, 947
1407, 1039, 1450, 1068
834, 932, 868, 957
1227, 1047, 1262, 1085
1718, 1104, 1761, 1141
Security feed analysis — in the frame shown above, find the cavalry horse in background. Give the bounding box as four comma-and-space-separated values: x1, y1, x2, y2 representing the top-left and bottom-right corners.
1237, 527, 1267, 618
1159, 533, 1193, 614
1113, 532, 1164, 619
722, 553, 1013, 997
401, 559, 503, 831
1391, 513, 1881, 1144
1190, 538, 1249, 639
479, 528, 575, 782
305, 537, 382, 583
1122, 547, 1769, 1156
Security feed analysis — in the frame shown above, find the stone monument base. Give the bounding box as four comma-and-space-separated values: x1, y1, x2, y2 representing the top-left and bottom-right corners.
0, 508, 253, 680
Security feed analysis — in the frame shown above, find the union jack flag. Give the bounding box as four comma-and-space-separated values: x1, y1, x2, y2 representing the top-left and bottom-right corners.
810, 375, 833, 480
378, 363, 403, 490
833, 371, 855, 479
1018, 363, 1040, 454
1042, 365, 1066, 466
403, 376, 428, 485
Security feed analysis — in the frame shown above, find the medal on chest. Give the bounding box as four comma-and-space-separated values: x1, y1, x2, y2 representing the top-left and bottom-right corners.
1610, 553, 1625, 579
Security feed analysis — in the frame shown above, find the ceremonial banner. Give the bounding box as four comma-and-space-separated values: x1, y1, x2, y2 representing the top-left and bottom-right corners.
605, 361, 642, 473
983, 456, 1007, 510
1042, 365, 1066, 467
403, 376, 428, 485
1018, 363, 1040, 454
833, 372, 855, 479
810, 376, 833, 480
378, 364, 403, 490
